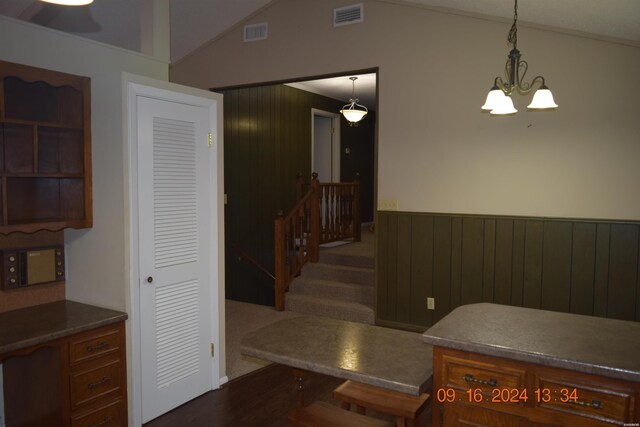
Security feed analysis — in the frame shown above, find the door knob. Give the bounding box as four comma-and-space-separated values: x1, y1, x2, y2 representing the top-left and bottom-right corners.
147, 276, 153, 283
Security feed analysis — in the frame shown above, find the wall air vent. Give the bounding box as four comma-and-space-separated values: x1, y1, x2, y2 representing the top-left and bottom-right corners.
334, 3, 364, 27
244, 22, 268, 42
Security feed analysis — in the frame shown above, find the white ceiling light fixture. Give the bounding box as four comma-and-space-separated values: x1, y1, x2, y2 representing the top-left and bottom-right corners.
40, 0, 94, 5
340, 77, 368, 125
481, 0, 558, 115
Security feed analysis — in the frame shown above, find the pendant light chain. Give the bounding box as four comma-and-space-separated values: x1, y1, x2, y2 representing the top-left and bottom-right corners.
507, 0, 518, 49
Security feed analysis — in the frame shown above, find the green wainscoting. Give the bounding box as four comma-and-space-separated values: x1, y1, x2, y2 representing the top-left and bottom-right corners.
376, 212, 640, 330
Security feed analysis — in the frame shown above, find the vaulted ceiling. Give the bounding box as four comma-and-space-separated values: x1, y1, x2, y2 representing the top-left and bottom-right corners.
1, 0, 639, 104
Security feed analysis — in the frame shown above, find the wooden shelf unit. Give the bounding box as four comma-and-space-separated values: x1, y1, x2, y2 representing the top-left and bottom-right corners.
0, 60, 92, 234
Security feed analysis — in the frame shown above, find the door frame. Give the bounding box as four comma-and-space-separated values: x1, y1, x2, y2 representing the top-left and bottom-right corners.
311, 108, 341, 182
125, 73, 225, 427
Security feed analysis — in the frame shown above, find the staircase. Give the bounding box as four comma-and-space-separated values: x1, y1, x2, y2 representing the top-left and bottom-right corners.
285, 226, 374, 324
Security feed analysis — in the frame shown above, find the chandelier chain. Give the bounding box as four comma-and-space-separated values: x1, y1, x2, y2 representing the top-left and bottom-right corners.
507, 0, 518, 48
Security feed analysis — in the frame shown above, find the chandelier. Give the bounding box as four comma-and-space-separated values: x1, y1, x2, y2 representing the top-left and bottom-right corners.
340, 77, 368, 125
481, 0, 558, 115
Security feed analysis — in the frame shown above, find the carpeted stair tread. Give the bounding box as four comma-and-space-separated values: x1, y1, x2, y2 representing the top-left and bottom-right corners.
286, 294, 374, 324
302, 262, 373, 286
289, 277, 374, 306
319, 251, 374, 269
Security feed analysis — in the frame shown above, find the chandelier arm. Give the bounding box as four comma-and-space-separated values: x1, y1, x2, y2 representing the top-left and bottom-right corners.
494, 76, 511, 95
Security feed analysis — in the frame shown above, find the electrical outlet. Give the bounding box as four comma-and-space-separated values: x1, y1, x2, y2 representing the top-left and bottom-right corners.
427, 298, 435, 310
378, 198, 398, 211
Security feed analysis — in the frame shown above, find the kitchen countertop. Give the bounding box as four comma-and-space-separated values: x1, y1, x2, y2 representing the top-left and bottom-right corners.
422, 303, 640, 382
241, 316, 433, 396
0, 300, 128, 357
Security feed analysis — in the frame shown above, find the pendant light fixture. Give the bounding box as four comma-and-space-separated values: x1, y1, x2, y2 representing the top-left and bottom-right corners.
481, 0, 558, 115
340, 77, 368, 125
40, 0, 94, 5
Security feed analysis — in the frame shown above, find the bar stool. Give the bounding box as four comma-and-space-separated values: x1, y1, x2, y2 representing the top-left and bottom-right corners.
333, 380, 431, 427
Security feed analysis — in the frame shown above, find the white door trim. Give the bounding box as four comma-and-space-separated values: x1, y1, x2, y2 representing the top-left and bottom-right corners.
311, 108, 341, 182
124, 74, 225, 427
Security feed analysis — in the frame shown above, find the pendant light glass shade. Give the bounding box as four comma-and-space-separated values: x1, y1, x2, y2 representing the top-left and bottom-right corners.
481, 87, 506, 111
490, 95, 518, 115
340, 105, 368, 123
527, 86, 558, 109
40, 0, 94, 5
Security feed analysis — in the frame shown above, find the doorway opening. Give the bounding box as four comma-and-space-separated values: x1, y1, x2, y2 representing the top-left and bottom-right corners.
312, 109, 341, 183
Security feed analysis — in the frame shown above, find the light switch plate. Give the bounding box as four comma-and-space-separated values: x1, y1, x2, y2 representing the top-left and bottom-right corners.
427, 298, 435, 310
378, 199, 398, 211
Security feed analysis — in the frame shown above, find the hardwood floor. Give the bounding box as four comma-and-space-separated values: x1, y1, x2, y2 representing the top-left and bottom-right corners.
143, 363, 356, 426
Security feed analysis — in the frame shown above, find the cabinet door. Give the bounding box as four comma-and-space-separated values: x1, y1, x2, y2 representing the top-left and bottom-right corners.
443, 404, 550, 427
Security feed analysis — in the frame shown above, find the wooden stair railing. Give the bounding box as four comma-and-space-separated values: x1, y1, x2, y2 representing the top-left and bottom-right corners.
318, 175, 361, 244
274, 172, 361, 311
274, 175, 319, 311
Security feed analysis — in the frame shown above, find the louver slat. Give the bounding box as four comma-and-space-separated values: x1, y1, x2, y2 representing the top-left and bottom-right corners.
152, 117, 198, 268
155, 280, 200, 388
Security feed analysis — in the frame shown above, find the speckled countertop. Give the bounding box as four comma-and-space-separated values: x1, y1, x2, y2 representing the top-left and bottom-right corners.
0, 300, 127, 357
422, 303, 640, 382
241, 316, 433, 396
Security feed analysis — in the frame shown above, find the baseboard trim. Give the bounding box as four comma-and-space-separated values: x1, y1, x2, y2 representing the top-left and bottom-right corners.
375, 318, 428, 333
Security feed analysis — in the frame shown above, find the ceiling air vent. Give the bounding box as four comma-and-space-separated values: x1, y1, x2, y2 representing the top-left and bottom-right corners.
334, 3, 364, 27
244, 22, 268, 42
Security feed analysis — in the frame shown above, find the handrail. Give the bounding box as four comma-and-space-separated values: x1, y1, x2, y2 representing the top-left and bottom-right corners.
274, 175, 319, 311
230, 242, 275, 281
274, 172, 361, 311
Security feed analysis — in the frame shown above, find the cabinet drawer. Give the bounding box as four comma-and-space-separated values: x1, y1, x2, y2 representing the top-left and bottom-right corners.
442, 354, 526, 400
70, 328, 121, 365
71, 358, 122, 409
72, 399, 125, 427
535, 374, 635, 425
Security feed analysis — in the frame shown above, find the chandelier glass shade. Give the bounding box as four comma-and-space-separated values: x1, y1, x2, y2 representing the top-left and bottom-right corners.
482, 0, 558, 115
40, 0, 94, 5
340, 77, 368, 124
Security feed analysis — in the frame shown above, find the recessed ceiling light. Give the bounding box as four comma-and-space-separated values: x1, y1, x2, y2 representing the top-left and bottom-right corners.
40, 0, 94, 5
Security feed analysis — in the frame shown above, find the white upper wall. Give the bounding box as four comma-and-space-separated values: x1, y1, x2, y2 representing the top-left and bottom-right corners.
0, 15, 169, 311
171, 0, 640, 221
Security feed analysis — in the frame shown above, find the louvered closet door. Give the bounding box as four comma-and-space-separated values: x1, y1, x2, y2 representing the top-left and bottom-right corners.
137, 95, 214, 423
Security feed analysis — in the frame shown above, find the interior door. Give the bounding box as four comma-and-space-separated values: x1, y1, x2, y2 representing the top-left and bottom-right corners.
312, 111, 340, 183
137, 94, 216, 423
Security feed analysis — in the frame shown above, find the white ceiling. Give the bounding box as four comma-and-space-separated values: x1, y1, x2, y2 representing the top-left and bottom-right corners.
287, 74, 377, 108
1, 0, 639, 105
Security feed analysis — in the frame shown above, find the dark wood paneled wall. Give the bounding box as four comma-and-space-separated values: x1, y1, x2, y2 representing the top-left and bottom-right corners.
219, 84, 375, 305
377, 211, 640, 330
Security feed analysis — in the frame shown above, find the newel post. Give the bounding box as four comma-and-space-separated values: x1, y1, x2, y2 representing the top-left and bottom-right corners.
354, 173, 361, 242
309, 172, 320, 262
274, 210, 286, 311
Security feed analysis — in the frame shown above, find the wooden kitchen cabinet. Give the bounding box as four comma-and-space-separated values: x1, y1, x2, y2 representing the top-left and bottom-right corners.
433, 347, 638, 426
0, 301, 127, 427
0, 60, 92, 234
423, 304, 640, 427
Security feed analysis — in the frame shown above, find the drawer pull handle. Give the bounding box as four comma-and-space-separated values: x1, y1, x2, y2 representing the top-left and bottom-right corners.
88, 376, 111, 390
464, 373, 498, 387
570, 399, 603, 410
86, 341, 110, 353
89, 416, 112, 427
